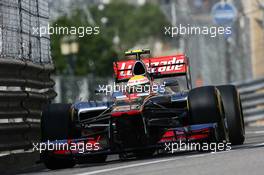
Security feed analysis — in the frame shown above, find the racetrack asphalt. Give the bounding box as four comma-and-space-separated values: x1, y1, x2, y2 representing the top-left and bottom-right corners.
20, 126, 264, 175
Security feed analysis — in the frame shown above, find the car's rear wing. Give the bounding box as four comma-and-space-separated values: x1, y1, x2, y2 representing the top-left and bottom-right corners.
113, 54, 189, 82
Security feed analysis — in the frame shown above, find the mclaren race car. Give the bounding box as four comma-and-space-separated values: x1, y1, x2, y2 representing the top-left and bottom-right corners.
41, 49, 245, 169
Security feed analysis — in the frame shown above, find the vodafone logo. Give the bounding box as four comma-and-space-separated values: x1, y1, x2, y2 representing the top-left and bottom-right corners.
116, 56, 186, 78
146, 57, 184, 74
120, 63, 133, 77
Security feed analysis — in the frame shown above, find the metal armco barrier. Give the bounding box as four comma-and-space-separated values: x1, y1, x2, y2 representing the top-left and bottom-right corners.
0, 59, 56, 153
236, 77, 264, 124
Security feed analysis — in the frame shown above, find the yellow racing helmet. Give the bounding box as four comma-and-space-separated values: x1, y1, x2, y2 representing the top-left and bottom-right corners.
127, 75, 150, 94
127, 75, 149, 86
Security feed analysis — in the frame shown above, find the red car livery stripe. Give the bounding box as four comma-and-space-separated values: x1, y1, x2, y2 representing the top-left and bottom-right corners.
111, 110, 141, 117
113, 54, 187, 81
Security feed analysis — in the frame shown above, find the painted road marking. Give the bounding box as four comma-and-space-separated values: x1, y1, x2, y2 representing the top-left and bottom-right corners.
75, 153, 226, 175
246, 131, 264, 134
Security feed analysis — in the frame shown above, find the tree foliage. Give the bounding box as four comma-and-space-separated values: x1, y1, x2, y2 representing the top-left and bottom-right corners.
50, 2, 169, 76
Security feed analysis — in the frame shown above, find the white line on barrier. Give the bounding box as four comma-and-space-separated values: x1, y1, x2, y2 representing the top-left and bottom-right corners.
0, 118, 23, 123
0, 118, 40, 124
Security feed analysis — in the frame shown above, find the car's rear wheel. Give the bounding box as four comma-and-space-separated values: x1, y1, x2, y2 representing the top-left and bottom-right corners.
188, 86, 228, 143
217, 85, 245, 145
41, 103, 108, 169
41, 103, 76, 170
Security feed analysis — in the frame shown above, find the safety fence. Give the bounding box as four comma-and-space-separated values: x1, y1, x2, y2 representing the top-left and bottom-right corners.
236, 77, 264, 124
0, 0, 55, 159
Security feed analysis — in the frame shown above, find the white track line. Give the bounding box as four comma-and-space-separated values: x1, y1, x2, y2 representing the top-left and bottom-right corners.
252, 142, 264, 147
246, 131, 264, 134
75, 141, 264, 175
75, 153, 217, 175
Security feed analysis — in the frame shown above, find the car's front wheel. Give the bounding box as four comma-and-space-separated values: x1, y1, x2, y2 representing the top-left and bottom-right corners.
188, 86, 228, 143
217, 85, 245, 145
41, 103, 76, 169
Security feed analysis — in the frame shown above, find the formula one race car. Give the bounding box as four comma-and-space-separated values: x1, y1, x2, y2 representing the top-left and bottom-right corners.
41, 49, 245, 169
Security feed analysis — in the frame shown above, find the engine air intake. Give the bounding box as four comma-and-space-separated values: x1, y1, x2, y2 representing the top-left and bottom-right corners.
133, 61, 147, 76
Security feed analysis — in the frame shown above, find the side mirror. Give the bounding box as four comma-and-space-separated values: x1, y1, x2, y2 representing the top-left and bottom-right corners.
163, 79, 179, 87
